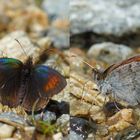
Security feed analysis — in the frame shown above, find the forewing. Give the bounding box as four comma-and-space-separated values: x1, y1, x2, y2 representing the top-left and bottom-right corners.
0, 58, 23, 107
104, 61, 140, 105
22, 65, 67, 111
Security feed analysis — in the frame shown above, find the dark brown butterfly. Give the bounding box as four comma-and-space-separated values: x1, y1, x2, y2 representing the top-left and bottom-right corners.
0, 56, 67, 111
93, 55, 140, 106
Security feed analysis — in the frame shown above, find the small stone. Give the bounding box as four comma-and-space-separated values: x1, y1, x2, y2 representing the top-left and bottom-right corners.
70, 117, 97, 139
96, 125, 109, 136
42, 0, 69, 19
107, 109, 134, 125
114, 127, 140, 140
47, 22, 69, 48
0, 123, 15, 138
57, 114, 70, 135
57, 114, 70, 125
24, 126, 35, 137
43, 111, 57, 122
53, 132, 63, 140
35, 111, 56, 122
0, 112, 27, 125
107, 109, 134, 132
69, 131, 83, 140
90, 109, 106, 123
87, 42, 133, 64
70, 72, 109, 106
109, 120, 131, 132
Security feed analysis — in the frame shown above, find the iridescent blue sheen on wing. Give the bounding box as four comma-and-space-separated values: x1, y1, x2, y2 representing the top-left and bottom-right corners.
0, 58, 22, 68
35, 65, 49, 76
33, 65, 67, 97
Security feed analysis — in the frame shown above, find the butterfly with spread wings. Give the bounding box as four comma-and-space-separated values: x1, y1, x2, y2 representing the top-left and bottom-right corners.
0, 57, 67, 111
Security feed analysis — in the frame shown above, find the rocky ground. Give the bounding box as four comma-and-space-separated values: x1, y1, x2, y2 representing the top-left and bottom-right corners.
70, 0, 140, 140
0, 0, 140, 140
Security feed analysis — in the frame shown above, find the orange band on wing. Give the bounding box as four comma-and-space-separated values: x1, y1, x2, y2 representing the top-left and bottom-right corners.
45, 76, 60, 92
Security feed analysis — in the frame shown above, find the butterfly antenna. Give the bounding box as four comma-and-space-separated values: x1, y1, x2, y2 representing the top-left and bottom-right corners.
81, 80, 91, 101
69, 53, 98, 73
15, 39, 28, 57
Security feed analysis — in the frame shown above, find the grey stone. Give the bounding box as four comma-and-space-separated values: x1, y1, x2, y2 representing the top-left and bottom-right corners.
70, 0, 140, 36
35, 111, 56, 122
47, 27, 69, 48
87, 42, 133, 64
0, 112, 27, 125
57, 114, 70, 125
42, 0, 69, 19
69, 131, 83, 140
0, 123, 15, 138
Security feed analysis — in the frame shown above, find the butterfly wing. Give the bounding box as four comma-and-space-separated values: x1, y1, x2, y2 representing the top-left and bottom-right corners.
102, 61, 140, 105
0, 58, 23, 107
22, 65, 67, 111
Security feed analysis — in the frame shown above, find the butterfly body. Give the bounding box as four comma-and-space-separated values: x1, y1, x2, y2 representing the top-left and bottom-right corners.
94, 55, 140, 106
0, 57, 67, 111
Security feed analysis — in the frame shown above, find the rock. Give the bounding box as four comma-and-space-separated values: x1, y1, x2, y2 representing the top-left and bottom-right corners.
70, 99, 92, 116
87, 133, 96, 140
70, 117, 97, 140
56, 114, 70, 135
0, 123, 15, 138
70, 99, 106, 123
43, 111, 56, 122
42, 0, 69, 19
24, 126, 35, 138
0, 112, 27, 125
96, 125, 109, 136
42, 0, 70, 49
0, 31, 36, 60
114, 127, 140, 140
35, 110, 56, 122
70, 72, 109, 106
64, 49, 86, 72
53, 132, 63, 140
87, 42, 134, 64
69, 131, 83, 140
107, 109, 135, 132
108, 109, 134, 125
57, 114, 70, 125
89, 108, 106, 123
70, 0, 140, 36
47, 20, 69, 48
0, 30, 51, 63
8, 6, 49, 34
109, 120, 131, 132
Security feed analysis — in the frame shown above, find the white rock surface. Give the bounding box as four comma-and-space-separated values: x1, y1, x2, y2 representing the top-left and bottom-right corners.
70, 0, 140, 36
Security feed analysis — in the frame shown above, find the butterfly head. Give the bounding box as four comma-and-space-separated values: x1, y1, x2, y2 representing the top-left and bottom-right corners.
92, 68, 104, 83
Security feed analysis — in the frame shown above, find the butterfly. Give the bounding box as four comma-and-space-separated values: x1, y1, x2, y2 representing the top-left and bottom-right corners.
0, 56, 67, 111
93, 55, 140, 106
